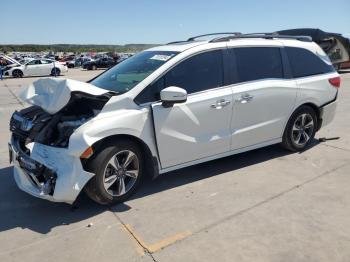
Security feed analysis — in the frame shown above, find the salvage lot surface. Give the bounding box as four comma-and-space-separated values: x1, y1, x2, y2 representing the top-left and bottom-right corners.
1, 69, 350, 262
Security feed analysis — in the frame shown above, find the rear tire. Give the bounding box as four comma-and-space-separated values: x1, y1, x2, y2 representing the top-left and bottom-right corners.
282, 105, 317, 152
51, 68, 61, 76
12, 69, 23, 78
84, 140, 144, 205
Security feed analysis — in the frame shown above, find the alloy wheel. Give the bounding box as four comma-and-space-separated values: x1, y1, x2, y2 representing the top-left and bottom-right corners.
291, 113, 314, 146
103, 150, 139, 196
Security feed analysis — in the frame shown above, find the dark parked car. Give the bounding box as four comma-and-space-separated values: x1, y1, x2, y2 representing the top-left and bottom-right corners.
83, 57, 117, 70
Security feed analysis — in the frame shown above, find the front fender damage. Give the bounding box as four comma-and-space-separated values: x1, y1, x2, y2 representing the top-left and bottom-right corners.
10, 78, 115, 203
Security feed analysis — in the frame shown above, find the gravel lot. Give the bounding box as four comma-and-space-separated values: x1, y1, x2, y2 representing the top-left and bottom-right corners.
1, 69, 350, 262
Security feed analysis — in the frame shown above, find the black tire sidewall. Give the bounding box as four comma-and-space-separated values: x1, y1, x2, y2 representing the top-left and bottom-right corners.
13, 70, 23, 78
85, 140, 144, 205
284, 106, 317, 151
51, 68, 60, 76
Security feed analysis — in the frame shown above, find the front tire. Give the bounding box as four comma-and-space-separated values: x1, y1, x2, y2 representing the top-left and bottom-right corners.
12, 69, 23, 78
84, 140, 144, 205
282, 105, 317, 152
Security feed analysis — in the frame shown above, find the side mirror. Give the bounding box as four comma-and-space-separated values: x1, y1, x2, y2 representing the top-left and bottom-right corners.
160, 86, 187, 107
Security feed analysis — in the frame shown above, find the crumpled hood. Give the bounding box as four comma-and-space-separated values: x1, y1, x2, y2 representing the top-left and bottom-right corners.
19, 78, 107, 114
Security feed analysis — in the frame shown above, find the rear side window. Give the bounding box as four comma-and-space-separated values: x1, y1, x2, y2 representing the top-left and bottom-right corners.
285, 47, 335, 78
135, 50, 224, 103
234, 47, 284, 82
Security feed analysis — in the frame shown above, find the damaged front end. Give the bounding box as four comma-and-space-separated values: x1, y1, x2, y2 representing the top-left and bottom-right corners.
9, 78, 113, 203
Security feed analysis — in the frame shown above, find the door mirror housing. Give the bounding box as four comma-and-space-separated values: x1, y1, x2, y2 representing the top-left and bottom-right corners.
160, 86, 187, 107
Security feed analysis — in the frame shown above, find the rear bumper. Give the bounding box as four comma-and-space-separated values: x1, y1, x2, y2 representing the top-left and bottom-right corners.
320, 100, 337, 128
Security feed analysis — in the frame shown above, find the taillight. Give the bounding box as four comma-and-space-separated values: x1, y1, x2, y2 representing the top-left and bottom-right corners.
329, 77, 341, 88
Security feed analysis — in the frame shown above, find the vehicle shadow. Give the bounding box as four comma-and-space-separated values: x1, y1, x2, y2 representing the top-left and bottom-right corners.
126, 141, 318, 205
0, 140, 319, 233
0, 166, 108, 234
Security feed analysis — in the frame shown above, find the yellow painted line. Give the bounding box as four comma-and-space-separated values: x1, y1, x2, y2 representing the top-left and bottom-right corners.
121, 224, 145, 256
125, 224, 192, 253
147, 230, 192, 253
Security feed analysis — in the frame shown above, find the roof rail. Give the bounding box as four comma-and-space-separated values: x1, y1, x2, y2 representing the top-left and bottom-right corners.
187, 32, 242, 41
166, 40, 191, 45
210, 33, 312, 43
166, 32, 242, 45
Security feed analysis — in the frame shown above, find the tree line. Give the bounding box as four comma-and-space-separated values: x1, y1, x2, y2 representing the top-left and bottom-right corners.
0, 44, 158, 53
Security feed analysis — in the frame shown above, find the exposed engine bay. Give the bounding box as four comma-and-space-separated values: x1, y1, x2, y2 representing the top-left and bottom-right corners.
10, 92, 112, 148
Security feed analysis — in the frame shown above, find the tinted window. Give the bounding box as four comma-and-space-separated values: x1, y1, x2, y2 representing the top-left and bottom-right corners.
136, 77, 165, 103
135, 50, 224, 103
234, 47, 283, 83
40, 60, 51, 64
165, 50, 223, 94
285, 47, 335, 78
27, 60, 41, 65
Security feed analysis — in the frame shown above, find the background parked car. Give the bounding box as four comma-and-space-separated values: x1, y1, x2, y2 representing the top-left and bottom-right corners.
7, 59, 68, 78
67, 57, 93, 68
83, 57, 117, 70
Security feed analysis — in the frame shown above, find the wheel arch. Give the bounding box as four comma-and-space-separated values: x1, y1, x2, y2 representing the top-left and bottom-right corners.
297, 102, 321, 130
84, 134, 160, 179
283, 102, 321, 137
12, 68, 23, 77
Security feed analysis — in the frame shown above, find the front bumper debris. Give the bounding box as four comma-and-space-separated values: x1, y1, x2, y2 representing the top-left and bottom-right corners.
9, 135, 95, 204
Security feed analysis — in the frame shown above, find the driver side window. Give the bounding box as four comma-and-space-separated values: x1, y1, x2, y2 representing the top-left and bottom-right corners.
135, 49, 224, 104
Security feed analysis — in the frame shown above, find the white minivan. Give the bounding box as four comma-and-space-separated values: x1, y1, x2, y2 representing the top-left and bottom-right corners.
9, 33, 340, 205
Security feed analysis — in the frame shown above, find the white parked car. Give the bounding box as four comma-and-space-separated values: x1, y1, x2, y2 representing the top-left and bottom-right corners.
8, 59, 68, 78
9, 33, 340, 205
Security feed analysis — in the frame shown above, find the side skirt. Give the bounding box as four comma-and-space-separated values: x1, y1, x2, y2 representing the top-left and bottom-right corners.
158, 138, 282, 174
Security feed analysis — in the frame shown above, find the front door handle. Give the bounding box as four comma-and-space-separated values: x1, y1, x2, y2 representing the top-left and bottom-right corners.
236, 94, 254, 104
210, 99, 231, 109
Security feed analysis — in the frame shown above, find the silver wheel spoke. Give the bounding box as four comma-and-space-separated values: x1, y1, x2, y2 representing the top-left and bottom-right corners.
108, 156, 121, 170
302, 131, 310, 142
104, 175, 118, 189
304, 119, 314, 129
125, 170, 138, 179
295, 132, 302, 144
301, 114, 307, 126
123, 151, 136, 168
293, 125, 301, 132
118, 178, 126, 195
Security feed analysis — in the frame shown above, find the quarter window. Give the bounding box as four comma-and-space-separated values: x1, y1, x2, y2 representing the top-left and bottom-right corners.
285, 47, 335, 78
233, 47, 284, 83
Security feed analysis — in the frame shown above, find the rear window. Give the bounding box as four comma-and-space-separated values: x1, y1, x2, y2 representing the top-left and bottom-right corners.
234, 47, 284, 83
285, 47, 335, 78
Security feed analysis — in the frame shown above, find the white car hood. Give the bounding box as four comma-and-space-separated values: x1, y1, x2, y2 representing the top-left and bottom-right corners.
19, 78, 107, 114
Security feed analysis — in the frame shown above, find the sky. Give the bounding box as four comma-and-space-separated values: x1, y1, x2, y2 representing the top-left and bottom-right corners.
2, 0, 350, 45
